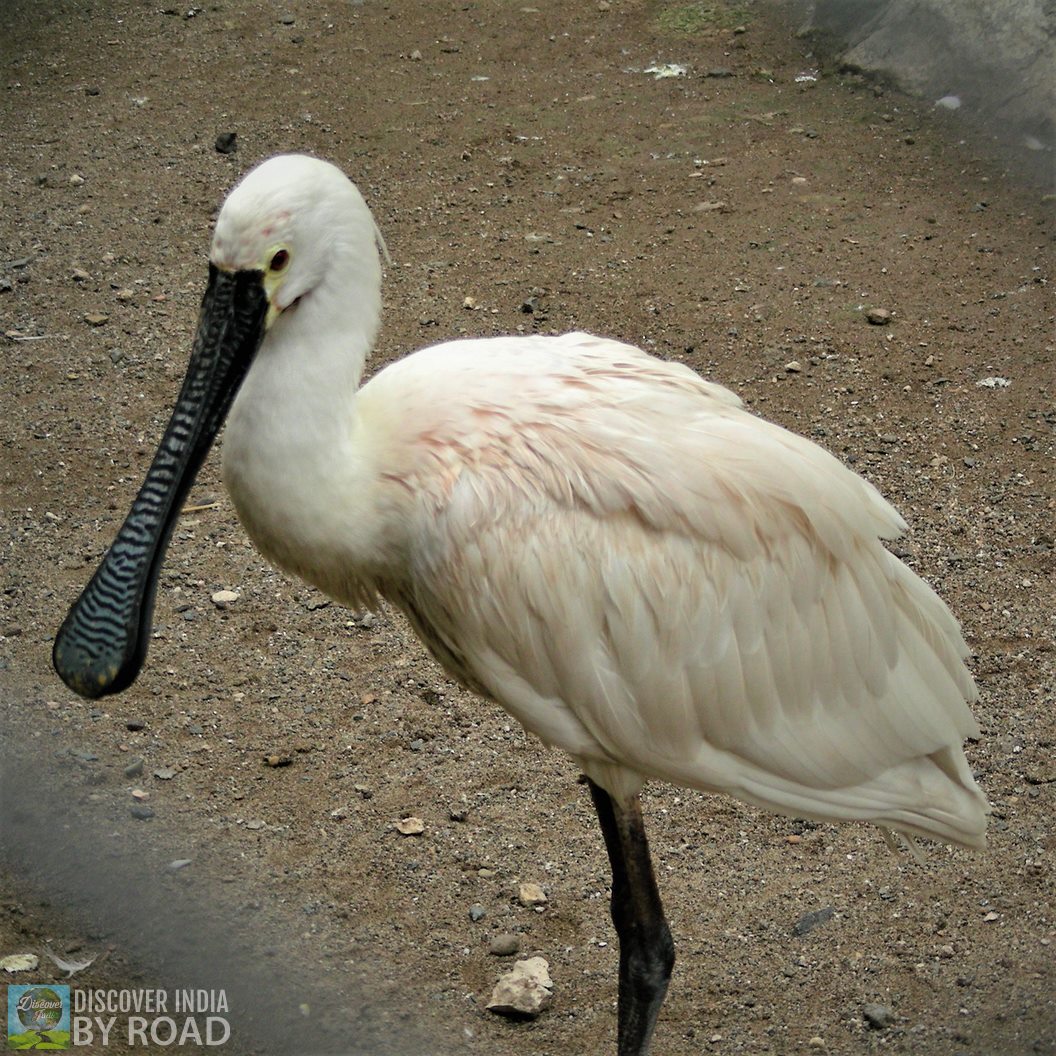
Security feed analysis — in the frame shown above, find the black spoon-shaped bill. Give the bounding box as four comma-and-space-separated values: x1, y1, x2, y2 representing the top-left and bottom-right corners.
53, 265, 268, 699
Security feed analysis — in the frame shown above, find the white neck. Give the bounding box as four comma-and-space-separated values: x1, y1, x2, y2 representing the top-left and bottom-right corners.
221, 237, 384, 600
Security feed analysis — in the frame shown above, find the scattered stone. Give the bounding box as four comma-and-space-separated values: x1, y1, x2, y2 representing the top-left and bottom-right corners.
866, 307, 892, 325
69, 174, 85, 186
246, 819, 265, 830
211, 589, 240, 607
279, 13, 295, 24
168, 859, 192, 872
71, 267, 90, 282
153, 767, 176, 780
115, 287, 135, 302
130, 804, 155, 821
793, 906, 834, 936
975, 376, 1011, 388
785, 360, 802, 373
214, 131, 238, 154
486, 956, 553, 1019
518, 882, 548, 907
131, 789, 149, 801
469, 903, 487, 922
126, 719, 147, 731
123, 758, 144, 778
410, 49, 423, 61
489, 933, 521, 956
862, 1002, 894, 1030
264, 753, 293, 768
705, 67, 734, 78
935, 95, 961, 110
982, 910, 1000, 922
808, 1038, 826, 1049
84, 312, 109, 326
395, 816, 425, 835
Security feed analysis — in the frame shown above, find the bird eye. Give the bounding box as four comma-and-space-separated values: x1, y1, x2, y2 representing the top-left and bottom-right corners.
269, 249, 290, 272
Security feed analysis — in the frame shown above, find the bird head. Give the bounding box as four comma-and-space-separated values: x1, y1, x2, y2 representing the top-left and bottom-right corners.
52, 154, 381, 699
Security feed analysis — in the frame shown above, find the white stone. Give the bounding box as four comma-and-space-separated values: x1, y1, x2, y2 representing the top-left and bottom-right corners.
486, 956, 553, 1018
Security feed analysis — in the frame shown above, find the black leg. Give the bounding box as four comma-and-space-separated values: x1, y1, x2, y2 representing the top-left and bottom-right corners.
588, 779, 675, 1056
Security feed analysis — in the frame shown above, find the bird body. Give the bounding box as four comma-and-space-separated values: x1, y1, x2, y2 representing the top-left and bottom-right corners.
225, 317, 985, 847
54, 154, 988, 1056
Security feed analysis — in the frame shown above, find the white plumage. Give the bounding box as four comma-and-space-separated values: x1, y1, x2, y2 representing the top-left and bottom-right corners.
217, 154, 988, 849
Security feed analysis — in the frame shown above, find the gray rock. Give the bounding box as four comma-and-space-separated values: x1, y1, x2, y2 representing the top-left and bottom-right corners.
488, 933, 521, 956
863, 1002, 895, 1030
793, 906, 834, 936
795, 0, 1054, 176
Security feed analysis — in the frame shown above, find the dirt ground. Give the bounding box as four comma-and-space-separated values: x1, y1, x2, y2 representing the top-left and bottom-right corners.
1, 1, 1054, 1054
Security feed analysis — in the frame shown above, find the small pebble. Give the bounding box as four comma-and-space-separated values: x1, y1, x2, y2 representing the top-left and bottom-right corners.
396, 816, 425, 835
211, 589, 240, 607
168, 859, 193, 872
489, 933, 521, 956
214, 132, 238, 155
469, 903, 487, 922
518, 882, 548, 907
126, 719, 147, 731
153, 767, 176, 780
866, 307, 892, 325
793, 906, 834, 936
130, 804, 155, 821
785, 360, 802, 373
123, 758, 144, 778
69, 173, 85, 186
862, 1003, 894, 1030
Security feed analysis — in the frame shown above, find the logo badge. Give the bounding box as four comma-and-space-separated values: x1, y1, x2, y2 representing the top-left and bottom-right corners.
6, 985, 70, 1050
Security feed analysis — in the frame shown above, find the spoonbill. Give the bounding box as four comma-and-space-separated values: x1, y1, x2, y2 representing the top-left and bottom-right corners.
54, 154, 988, 1056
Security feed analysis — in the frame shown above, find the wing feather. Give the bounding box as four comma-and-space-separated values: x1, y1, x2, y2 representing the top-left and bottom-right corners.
375, 333, 987, 847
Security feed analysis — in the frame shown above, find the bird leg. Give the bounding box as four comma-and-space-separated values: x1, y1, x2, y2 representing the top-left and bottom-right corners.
588, 779, 675, 1056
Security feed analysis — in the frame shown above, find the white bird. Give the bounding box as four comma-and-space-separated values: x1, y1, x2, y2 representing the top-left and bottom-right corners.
54, 154, 989, 1056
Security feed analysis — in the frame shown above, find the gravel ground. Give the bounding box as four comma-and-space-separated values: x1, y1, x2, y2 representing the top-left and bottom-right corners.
1, 1, 1054, 1054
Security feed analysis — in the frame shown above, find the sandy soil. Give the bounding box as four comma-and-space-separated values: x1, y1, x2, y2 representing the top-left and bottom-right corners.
1, 1, 1054, 1054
